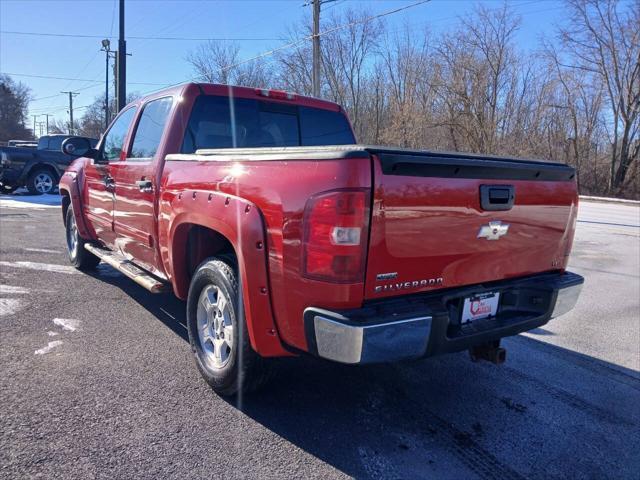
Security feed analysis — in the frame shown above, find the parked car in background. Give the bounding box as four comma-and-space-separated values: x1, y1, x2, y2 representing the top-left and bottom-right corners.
59, 83, 583, 396
0, 134, 98, 194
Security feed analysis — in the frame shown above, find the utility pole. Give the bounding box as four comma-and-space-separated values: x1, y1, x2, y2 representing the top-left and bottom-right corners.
61, 91, 79, 135
116, 0, 127, 112
32, 115, 38, 139
312, 0, 321, 98
43, 114, 51, 135
101, 39, 114, 129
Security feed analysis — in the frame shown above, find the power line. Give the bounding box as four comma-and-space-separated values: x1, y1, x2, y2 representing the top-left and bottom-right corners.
137, 0, 432, 96
212, 0, 432, 77
0, 30, 283, 41
1, 72, 167, 86
31, 82, 104, 103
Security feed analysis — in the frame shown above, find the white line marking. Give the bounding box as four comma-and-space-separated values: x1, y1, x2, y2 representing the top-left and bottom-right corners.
53, 318, 80, 332
0, 298, 24, 317
0, 261, 78, 275
35, 341, 63, 355
24, 248, 61, 254
0, 285, 30, 294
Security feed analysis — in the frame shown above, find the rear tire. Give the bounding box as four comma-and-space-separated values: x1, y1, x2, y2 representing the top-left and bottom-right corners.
27, 168, 56, 195
65, 206, 100, 270
186, 257, 273, 396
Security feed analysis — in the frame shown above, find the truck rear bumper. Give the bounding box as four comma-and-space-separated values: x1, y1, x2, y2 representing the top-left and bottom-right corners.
304, 271, 583, 364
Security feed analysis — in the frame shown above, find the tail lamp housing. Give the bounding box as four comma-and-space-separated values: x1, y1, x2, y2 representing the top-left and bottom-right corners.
302, 189, 370, 283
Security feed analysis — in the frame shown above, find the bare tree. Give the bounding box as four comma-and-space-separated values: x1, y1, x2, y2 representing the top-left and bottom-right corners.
187, 41, 273, 88
182, 1, 639, 198
559, 0, 640, 193
0, 74, 32, 141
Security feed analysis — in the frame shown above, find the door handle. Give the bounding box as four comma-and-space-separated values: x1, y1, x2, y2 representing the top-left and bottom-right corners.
480, 185, 515, 211
103, 175, 115, 192
136, 180, 153, 192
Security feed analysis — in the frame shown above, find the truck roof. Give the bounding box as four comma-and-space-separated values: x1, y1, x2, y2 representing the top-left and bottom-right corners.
130, 82, 344, 113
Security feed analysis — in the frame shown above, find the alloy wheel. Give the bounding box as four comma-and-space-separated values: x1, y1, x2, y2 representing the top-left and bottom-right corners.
34, 173, 54, 194
196, 285, 234, 369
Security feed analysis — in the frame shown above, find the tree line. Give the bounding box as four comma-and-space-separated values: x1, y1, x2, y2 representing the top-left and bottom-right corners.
4, 0, 636, 198
189, 0, 639, 198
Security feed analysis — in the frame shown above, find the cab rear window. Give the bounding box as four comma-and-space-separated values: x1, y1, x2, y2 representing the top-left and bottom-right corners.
181, 95, 355, 153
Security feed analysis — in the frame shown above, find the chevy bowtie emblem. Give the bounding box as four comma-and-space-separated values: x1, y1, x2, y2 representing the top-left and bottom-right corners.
478, 221, 509, 240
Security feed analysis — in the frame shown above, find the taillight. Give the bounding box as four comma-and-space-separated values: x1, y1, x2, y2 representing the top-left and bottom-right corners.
302, 189, 369, 283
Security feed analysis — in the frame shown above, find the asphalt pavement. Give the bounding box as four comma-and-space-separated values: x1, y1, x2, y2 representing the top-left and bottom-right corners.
0, 195, 639, 479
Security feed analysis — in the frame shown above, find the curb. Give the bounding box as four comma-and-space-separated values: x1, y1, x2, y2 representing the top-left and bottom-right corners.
579, 195, 640, 205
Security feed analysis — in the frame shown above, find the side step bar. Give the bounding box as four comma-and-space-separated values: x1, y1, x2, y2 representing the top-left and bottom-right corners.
84, 244, 168, 294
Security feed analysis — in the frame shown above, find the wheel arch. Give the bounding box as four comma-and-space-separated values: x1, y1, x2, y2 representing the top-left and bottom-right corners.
164, 192, 290, 358
26, 162, 60, 182
58, 170, 94, 240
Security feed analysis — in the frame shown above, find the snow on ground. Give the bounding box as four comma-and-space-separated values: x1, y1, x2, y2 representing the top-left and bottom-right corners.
0, 189, 61, 209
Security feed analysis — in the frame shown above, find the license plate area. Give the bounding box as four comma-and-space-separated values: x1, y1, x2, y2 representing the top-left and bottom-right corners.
461, 292, 500, 324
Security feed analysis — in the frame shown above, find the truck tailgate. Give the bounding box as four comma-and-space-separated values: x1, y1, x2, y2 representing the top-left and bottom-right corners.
365, 149, 578, 300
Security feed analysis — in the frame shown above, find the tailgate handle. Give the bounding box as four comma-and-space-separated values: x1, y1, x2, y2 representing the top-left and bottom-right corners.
480, 185, 515, 211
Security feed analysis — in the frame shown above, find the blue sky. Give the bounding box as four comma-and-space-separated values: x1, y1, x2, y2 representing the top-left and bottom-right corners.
0, 0, 568, 129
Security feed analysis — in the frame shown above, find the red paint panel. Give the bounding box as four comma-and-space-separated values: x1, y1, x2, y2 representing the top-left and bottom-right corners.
159, 156, 371, 352
364, 156, 579, 299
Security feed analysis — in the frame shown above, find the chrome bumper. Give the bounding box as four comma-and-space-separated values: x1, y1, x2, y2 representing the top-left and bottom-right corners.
550, 283, 583, 319
304, 271, 583, 365
310, 311, 431, 364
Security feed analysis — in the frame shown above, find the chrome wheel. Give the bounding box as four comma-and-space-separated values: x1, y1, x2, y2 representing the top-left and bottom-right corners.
196, 285, 234, 369
34, 172, 54, 194
66, 212, 78, 258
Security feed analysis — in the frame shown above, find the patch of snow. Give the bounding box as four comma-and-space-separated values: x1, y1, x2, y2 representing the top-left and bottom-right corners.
0, 285, 30, 294
53, 318, 80, 332
0, 298, 24, 317
0, 261, 78, 274
0, 193, 61, 209
47, 331, 59, 336
35, 340, 63, 355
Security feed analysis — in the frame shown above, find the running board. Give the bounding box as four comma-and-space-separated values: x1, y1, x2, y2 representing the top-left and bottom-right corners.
84, 244, 168, 293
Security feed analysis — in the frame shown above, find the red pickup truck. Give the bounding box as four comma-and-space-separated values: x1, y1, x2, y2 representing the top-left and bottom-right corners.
59, 83, 583, 395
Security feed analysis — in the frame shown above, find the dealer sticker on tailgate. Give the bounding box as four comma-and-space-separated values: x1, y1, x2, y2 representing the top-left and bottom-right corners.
461, 292, 500, 324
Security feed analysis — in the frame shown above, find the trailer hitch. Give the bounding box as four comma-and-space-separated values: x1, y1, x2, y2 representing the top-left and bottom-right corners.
469, 340, 506, 365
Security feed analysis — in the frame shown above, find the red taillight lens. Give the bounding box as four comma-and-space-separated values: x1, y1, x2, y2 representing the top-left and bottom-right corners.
302, 189, 369, 283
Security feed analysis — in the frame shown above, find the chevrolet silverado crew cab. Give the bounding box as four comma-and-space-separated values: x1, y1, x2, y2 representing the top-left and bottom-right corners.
58, 83, 583, 395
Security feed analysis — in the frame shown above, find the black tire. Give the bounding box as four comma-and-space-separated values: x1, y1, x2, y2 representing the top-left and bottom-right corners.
65, 206, 100, 270
27, 167, 57, 195
186, 257, 273, 396
0, 185, 17, 195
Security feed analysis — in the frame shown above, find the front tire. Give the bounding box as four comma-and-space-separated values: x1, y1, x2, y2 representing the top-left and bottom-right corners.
27, 168, 56, 195
65, 206, 100, 270
186, 258, 272, 396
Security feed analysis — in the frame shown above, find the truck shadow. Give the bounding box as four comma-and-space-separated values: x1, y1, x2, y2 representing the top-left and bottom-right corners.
87, 263, 640, 479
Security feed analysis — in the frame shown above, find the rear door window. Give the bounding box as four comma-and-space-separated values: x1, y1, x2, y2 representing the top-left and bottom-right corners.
129, 97, 173, 160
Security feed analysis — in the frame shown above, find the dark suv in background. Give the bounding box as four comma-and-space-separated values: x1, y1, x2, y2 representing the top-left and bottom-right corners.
0, 134, 98, 195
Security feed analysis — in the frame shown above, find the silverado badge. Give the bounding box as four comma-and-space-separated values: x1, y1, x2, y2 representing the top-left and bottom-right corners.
477, 221, 509, 240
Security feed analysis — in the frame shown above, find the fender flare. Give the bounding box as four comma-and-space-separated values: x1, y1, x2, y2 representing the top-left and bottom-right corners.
164, 189, 290, 358
58, 170, 94, 241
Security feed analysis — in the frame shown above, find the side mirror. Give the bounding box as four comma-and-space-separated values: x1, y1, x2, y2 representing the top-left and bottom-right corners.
61, 137, 98, 160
